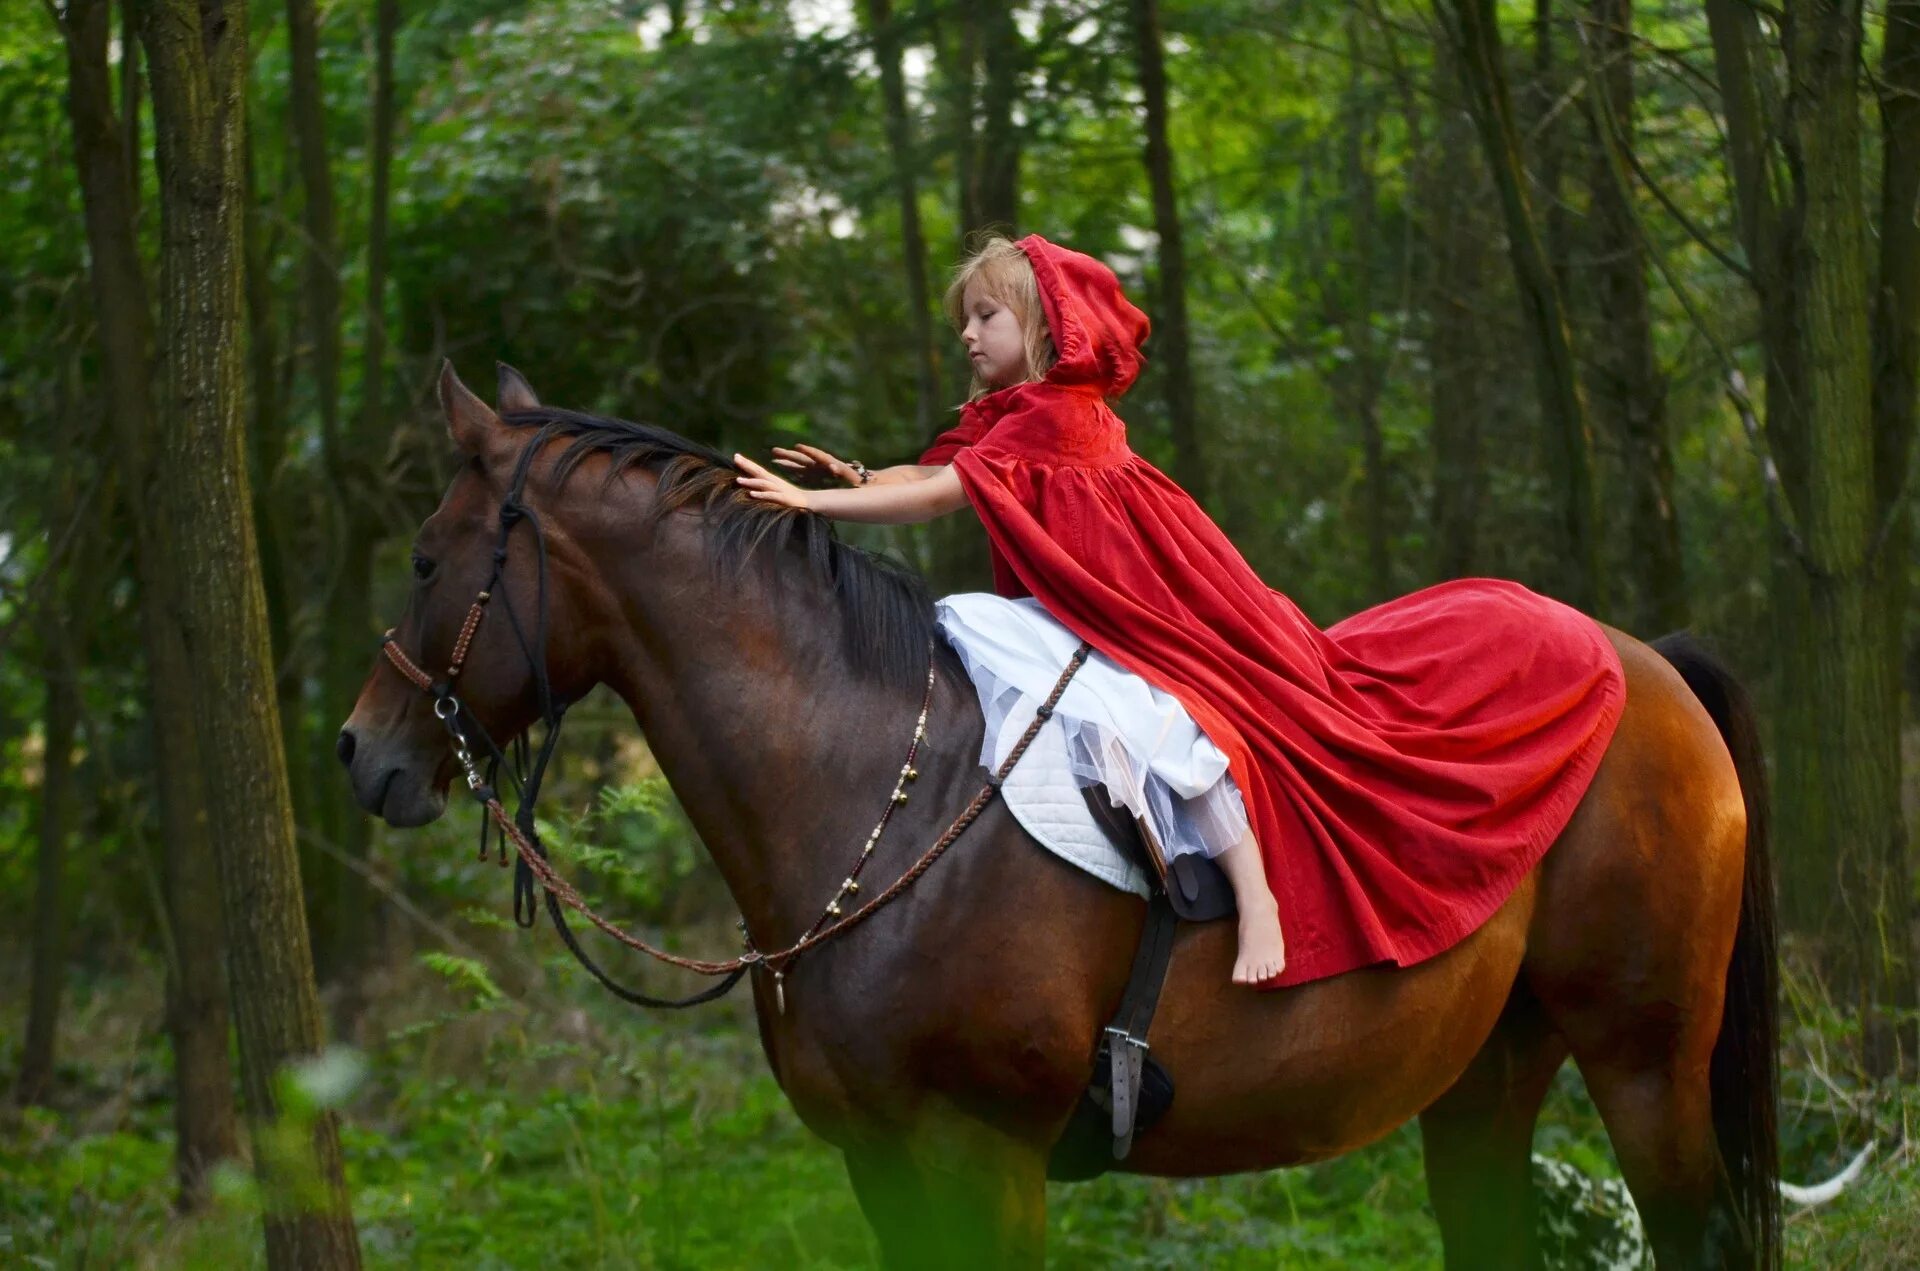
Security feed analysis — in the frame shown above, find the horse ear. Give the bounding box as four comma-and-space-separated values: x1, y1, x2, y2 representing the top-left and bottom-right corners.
496, 362, 541, 414
441, 360, 500, 457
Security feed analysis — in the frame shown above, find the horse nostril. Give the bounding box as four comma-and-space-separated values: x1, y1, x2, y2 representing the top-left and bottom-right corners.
336, 728, 357, 767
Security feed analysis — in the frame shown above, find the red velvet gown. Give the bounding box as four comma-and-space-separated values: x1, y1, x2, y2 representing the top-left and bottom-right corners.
921, 235, 1626, 988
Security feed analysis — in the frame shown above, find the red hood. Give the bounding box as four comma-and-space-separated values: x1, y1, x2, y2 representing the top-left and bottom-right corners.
1017, 234, 1151, 397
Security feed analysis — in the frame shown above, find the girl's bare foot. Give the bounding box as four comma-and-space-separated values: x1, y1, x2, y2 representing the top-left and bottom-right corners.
1214, 826, 1286, 985
1231, 898, 1287, 986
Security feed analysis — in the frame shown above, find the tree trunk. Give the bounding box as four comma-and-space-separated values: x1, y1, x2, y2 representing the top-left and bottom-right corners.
1440, 0, 1604, 615
862, 0, 940, 436
245, 98, 307, 828
284, 0, 356, 986
285, 0, 341, 466
1427, 45, 1490, 580
1127, 0, 1206, 501
120, 0, 140, 208
14, 603, 79, 1109
133, 0, 361, 1258
1706, 0, 1919, 1075
1342, 11, 1387, 597
317, 0, 403, 1020
1532, 0, 1571, 290
974, 0, 1019, 232
1585, 0, 1686, 634
58, 0, 240, 1206
360, 0, 396, 453
934, 1, 981, 246
1865, 0, 1920, 1073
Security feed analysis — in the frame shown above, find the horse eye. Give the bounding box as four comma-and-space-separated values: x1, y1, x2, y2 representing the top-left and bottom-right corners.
412, 553, 435, 581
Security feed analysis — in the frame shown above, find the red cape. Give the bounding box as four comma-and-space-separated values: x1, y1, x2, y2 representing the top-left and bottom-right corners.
922, 234, 1626, 987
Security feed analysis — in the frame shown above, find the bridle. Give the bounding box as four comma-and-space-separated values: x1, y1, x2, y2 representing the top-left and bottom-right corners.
380, 433, 1091, 1013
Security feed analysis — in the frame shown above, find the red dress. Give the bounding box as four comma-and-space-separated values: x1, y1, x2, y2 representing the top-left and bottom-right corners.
922, 235, 1625, 988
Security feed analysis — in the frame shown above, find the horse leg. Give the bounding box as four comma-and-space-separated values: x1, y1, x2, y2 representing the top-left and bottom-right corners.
842, 1112, 1048, 1270
1524, 633, 1769, 1269
1566, 1047, 1744, 1269
1418, 985, 1568, 1270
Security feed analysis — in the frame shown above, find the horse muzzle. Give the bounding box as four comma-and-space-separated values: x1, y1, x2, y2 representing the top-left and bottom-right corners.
336, 723, 449, 827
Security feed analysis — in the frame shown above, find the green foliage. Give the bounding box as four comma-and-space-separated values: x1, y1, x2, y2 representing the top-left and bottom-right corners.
537, 774, 708, 920
418, 951, 509, 1009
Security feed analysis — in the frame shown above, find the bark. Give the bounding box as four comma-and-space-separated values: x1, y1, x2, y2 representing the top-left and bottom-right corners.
285, 0, 341, 464
1705, 0, 1919, 1074
245, 100, 304, 808
133, 0, 361, 1257
933, 2, 981, 245
1586, 0, 1686, 634
924, 2, 996, 588
1532, 0, 1571, 290
1127, 0, 1206, 501
1342, 12, 1387, 598
1866, 0, 1920, 1071
1427, 47, 1490, 579
284, 0, 357, 984
14, 601, 78, 1109
360, 0, 395, 453
975, 0, 1020, 232
318, 0, 404, 1013
862, 0, 940, 435
121, 0, 140, 209
58, 0, 240, 1206
1440, 0, 1605, 615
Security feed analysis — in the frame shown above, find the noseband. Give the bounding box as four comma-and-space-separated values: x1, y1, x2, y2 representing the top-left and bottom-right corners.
379, 436, 1090, 1013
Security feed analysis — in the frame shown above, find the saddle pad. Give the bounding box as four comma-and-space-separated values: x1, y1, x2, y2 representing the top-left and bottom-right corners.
988, 696, 1152, 899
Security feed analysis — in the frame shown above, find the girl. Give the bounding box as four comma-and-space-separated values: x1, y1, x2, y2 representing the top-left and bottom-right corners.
733, 235, 1287, 985
733, 234, 1626, 996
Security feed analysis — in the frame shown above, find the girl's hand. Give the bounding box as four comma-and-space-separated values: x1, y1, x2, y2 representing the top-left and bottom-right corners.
771, 443, 864, 487
733, 453, 812, 510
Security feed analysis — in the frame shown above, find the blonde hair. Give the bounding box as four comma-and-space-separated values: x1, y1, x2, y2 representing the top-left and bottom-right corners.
944, 235, 1056, 396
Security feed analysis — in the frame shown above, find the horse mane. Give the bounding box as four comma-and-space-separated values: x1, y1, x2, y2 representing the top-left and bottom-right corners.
499, 406, 937, 690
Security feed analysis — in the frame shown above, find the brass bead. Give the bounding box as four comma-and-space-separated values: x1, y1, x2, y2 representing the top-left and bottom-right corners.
843, 878, 860, 894
827, 902, 842, 916
894, 791, 909, 805
905, 767, 919, 782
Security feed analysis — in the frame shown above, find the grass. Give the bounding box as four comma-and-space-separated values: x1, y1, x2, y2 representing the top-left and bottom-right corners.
3, 874, 1914, 1268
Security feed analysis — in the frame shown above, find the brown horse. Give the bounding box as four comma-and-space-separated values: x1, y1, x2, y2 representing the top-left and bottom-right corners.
339, 365, 1779, 1270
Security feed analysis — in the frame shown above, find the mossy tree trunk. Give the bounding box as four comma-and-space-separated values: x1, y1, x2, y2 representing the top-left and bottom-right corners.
861, 0, 941, 438
1706, 0, 1920, 1075
1440, 0, 1605, 616
1584, 0, 1686, 636
133, 0, 361, 1257
1128, 0, 1207, 503
57, 0, 240, 1207
1426, 40, 1491, 580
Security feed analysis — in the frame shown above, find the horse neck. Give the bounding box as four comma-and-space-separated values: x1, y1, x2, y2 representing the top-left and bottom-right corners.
589, 506, 947, 950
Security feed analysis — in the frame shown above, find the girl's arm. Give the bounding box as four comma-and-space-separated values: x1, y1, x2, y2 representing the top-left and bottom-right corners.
868, 464, 946, 484
734, 454, 968, 524
769, 444, 939, 487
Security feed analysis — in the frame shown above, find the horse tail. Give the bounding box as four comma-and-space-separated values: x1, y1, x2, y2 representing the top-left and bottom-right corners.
1650, 631, 1781, 1270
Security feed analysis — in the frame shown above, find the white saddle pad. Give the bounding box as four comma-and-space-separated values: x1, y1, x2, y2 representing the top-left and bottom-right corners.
935, 594, 1249, 899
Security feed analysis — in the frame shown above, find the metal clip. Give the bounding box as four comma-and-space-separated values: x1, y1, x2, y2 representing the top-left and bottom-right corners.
433, 695, 488, 795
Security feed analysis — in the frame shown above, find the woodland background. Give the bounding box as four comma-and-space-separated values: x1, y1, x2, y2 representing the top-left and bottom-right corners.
2, 0, 1918, 1265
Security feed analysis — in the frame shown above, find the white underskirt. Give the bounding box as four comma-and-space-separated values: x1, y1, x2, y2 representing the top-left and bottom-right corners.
934, 593, 1250, 861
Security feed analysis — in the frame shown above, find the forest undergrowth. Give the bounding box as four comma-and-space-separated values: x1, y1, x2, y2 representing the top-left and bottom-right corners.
4, 778, 1915, 1268
5, 942, 1913, 1268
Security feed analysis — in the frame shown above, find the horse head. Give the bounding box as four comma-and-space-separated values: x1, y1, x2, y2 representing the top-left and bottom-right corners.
336, 361, 618, 827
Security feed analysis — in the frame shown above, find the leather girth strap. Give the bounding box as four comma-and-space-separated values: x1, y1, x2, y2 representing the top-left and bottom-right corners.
1045, 889, 1180, 1181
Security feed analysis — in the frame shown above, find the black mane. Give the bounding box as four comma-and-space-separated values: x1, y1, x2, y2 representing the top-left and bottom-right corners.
499, 406, 937, 690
